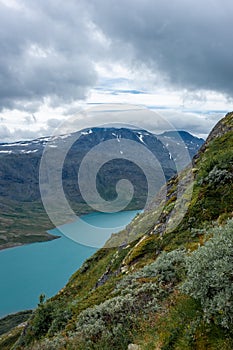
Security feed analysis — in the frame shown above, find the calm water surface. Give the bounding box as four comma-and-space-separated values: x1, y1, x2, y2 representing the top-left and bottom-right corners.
0, 210, 139, 318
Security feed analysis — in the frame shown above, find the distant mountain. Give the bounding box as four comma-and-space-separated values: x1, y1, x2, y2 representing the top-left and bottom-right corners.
0, 127, 203, 249
0, 127, 175, 203
0, 129, 204, 159
0, 128, 204, 202
158, 130, 204, 169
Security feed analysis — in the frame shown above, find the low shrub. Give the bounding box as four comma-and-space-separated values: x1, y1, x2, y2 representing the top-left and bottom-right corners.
181, 219, 233, 328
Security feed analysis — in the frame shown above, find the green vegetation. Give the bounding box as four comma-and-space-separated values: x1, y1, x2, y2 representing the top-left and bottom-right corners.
0, 327, 24, 350
0, 199, 57, 250
0, 198, 95, 250
0, 112, 233, 349
182, 219, 233, 328
11, 219, 233, 350
0, 311, 32, 336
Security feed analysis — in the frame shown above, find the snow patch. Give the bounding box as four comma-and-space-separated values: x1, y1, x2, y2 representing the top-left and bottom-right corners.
1, 142, 30, 147
111, 132, 121, 142
58, 134, 72, 139
0, 150, 13, 154
81, 129, 93, 135
137, 133, 145, 144
18, 143, 30, 147
21, 149, 39, 154
39, 137, 52, 142
1, 143, 19, 147
32, 140, 41, 144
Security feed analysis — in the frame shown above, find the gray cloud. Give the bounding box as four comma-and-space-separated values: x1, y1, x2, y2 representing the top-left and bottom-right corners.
46, 118, 65, 128
88, 0, 233, 96
0, 0, 98, 111
0, 125, 11, 140
156, 110, 219, 138
46, 105, 219, 139
0, 125, 58, 142
0, 0, 232, 125
24, 114, 37, 124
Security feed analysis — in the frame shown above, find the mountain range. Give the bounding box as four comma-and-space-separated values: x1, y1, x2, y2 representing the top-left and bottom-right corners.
0, 127, 204, 250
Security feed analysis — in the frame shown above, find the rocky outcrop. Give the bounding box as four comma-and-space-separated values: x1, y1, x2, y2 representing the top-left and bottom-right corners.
194, 112, 233, 163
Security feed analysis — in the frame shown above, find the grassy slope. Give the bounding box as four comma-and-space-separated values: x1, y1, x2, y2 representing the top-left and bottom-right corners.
0, 200, 56, 250
0, 311, 33, 336
1, 112, 233, 349
0, 198, 98, 250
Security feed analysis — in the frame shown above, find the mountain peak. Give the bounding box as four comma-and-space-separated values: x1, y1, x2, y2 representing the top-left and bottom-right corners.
159, 130, 204, 141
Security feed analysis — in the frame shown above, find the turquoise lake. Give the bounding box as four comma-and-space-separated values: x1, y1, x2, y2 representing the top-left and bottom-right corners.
0, 210, 139, 318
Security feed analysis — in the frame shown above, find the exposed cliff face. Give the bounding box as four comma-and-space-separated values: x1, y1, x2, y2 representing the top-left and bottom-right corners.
1, 113, 233, 350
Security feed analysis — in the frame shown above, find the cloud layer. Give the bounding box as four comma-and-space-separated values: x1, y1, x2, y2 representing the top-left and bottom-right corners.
0, 0, 98, 110
0, 0, 232, 140
88, 0, 233, 95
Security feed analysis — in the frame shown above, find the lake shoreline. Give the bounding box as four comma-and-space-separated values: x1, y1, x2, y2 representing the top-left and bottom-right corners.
0, 210, 139, 318
0, 233, 60, 252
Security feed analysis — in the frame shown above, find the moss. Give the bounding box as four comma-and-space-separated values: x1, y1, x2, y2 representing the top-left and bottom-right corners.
165, 195, 177, 207
123, 235, 160, 266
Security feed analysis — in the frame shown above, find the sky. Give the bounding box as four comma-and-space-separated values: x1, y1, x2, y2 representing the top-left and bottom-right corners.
0, 0, 233, 142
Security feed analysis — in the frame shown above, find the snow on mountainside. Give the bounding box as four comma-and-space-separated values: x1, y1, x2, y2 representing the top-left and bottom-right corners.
0, 128, 204, 157
0, 127, 204, 249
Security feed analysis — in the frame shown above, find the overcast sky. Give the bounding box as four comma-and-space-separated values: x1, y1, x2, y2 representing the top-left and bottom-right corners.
0, 0, 232, 141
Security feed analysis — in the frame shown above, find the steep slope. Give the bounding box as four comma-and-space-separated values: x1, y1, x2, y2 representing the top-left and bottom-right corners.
1, 113, 232, 350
